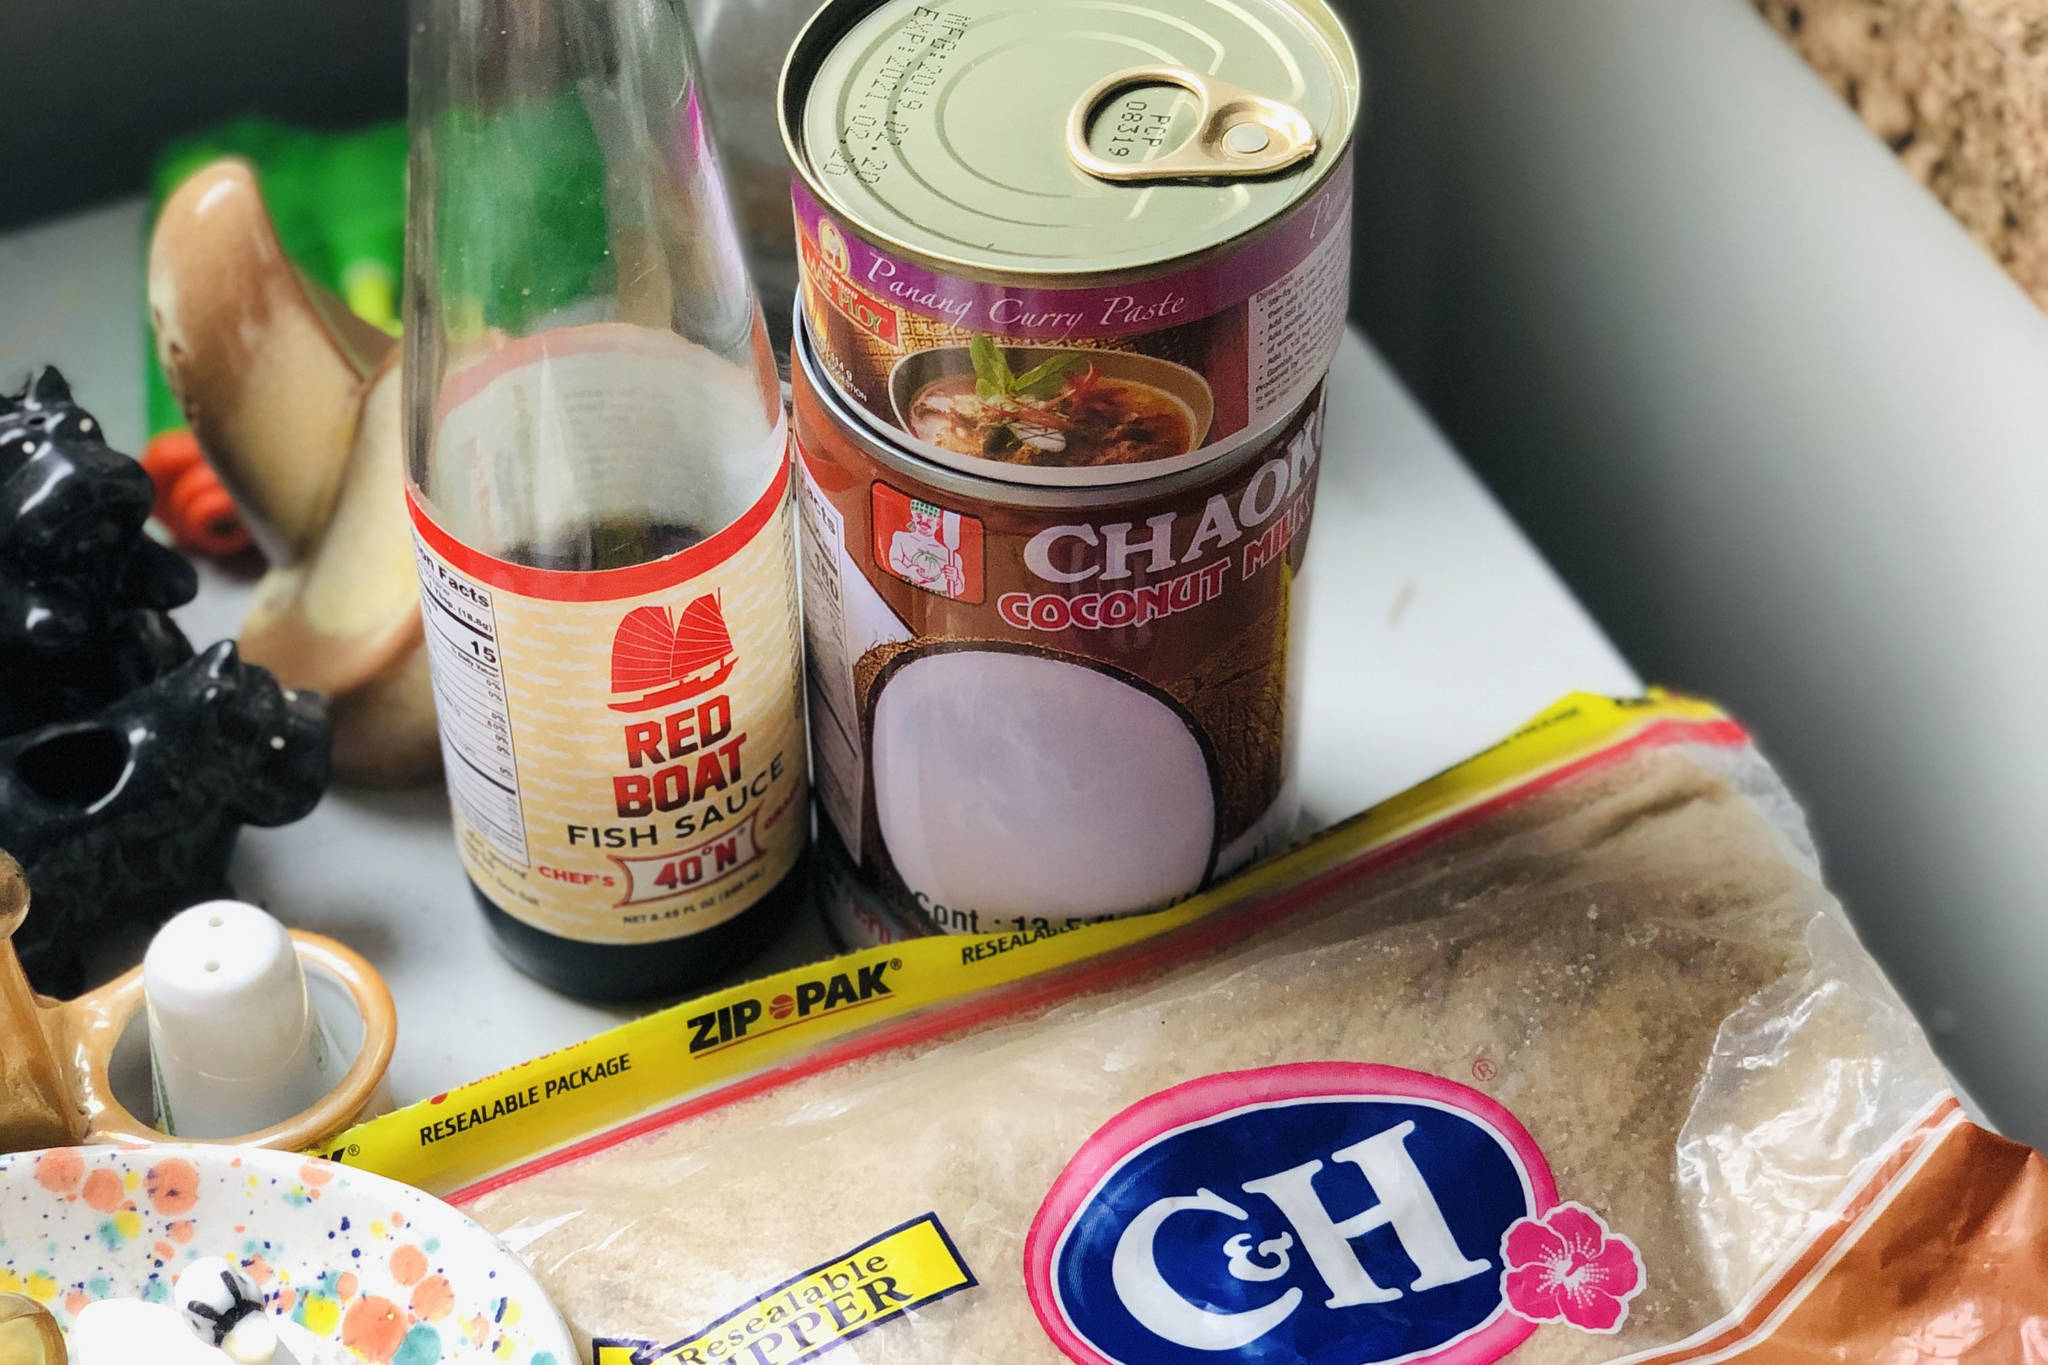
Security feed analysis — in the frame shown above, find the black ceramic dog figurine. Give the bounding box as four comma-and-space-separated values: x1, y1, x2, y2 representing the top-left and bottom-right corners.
0, 367, 199, 736
1, 641, 332, 994
0, 367, 333, 993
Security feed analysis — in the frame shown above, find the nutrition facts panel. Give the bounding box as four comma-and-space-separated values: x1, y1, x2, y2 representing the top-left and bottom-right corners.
1249, 213, 1352, 425
795, 460, 863, 854
412, 537, 530, 865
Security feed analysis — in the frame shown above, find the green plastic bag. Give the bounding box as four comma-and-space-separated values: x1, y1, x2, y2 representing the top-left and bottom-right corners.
144, 118, 407, 437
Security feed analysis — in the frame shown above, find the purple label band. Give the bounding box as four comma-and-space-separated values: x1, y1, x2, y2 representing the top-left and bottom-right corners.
792, 155, 1354, 344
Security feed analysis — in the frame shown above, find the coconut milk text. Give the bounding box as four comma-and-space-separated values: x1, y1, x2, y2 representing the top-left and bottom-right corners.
1001, 415, 1321, 633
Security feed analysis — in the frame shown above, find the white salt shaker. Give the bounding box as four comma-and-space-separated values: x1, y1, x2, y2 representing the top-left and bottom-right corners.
145, 900, 349, 1139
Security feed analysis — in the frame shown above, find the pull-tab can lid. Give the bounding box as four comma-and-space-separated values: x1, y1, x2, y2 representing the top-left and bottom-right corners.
781, 0, 1361, 281
1064, 65, 1321, 184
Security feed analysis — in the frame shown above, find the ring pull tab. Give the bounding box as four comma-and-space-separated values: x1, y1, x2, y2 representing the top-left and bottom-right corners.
1066, 65, 1319, 183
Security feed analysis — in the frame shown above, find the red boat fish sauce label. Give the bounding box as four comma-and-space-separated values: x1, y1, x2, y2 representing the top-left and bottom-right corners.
407, 454, 809, 946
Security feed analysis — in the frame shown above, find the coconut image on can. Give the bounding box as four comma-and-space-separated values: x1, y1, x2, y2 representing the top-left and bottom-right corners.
868, 643, 1221, 920
794, 312, 1322, 941
779, 0, 1361, 488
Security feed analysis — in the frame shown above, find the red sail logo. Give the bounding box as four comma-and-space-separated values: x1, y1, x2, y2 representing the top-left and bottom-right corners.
609, 594, 737, 713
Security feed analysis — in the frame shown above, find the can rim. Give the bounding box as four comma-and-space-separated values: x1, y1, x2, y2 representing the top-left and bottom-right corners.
777, 0, 1364, 289
792, 303, 1302, 507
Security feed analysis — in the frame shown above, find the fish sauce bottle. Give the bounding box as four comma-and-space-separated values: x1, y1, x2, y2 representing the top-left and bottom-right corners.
403, 0, 807, 1000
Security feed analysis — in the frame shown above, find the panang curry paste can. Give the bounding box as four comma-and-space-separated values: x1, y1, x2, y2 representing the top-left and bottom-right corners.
794, 313, 1324, 943
779, 0, 1361, 488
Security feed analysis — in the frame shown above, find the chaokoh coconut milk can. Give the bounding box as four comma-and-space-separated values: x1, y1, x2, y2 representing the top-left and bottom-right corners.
779, 0, 1360, 942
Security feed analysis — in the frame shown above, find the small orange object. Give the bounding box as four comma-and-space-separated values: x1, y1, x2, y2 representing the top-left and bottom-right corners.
140, 429, 253, 556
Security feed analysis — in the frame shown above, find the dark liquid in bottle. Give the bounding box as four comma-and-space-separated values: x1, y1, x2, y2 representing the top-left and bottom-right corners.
471, 870, 805, 1003
512, 518, 702, 572
472, 517, 809, 1003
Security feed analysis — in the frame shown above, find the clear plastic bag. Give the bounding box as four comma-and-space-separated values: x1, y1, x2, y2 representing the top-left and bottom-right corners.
444, 708, 2045, 1363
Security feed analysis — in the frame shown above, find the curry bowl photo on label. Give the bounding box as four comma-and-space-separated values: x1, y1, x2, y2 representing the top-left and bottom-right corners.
889, 343, 1216, 472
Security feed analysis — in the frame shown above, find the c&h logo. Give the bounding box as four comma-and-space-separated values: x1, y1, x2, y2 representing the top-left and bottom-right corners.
1024, 1063, 1644, 1365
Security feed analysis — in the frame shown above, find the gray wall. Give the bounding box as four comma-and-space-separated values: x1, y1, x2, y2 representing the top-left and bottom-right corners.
0, 0, 405, 227
1337, 0, 2048, 1140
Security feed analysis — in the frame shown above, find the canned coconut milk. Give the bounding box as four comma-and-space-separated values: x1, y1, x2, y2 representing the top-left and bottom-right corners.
779, 0, 1360, 488
795, 313, 1323, 942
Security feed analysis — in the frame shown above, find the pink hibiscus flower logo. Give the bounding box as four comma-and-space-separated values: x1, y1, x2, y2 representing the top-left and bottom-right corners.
1500, 1202, 1645, 1334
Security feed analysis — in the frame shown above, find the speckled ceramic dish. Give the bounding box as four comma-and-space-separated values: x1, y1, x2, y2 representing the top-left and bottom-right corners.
0, 1145, 573, 1364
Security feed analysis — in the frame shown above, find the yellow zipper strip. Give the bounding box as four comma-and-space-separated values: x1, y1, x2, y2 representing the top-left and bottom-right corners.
315, 690, 1732, 1196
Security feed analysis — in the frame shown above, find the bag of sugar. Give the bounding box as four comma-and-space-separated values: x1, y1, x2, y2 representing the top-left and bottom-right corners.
393, 700, 2048, 1364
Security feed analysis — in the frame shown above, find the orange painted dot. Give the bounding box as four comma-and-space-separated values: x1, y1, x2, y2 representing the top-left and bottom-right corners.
337, 1272, 359, 1302
410, 1274, 454, 1322
341, 1295, 409, 1363
299, 1163, 335, 1186
81, 1168, 124, 1212
167, 1220, 196, 1244
145, 1158, 200, 1215
390, 1211, 405, 1229
34, 1150, 83, 1196
64, 1291, 88, 1316
153, 1241, 175, 1260
276, 1287, 297, 1313
244, 1256, 274, 1286
389, 1245, 428, 1286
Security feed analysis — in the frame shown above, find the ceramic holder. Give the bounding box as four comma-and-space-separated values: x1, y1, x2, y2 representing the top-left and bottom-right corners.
0, 850, 395, 1154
